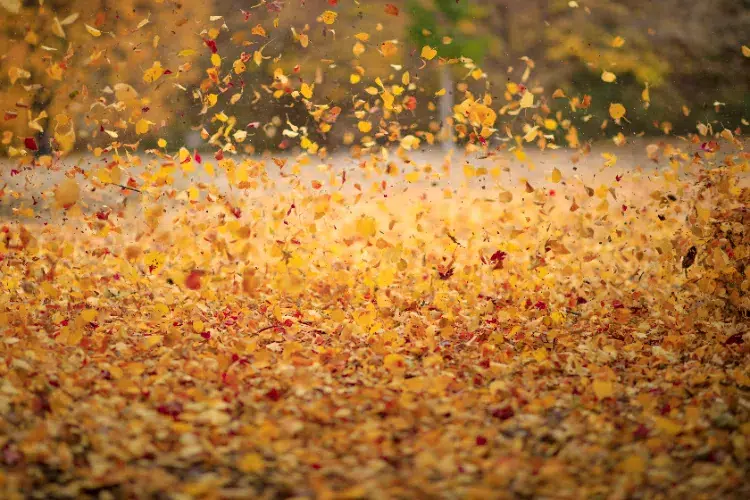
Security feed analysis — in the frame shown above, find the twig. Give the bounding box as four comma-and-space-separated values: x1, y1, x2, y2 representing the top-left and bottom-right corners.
107, 182, 142, 194
253, 324, 281, 335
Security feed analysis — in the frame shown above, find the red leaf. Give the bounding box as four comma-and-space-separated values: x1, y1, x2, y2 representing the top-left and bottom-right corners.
265, 388, 281, 401
4, 111, 18, 121
185, 270, 203, 290
491, 405, 515, 420
24, 137, 38, 151
204, 39, 218, 53
384, 4, 399, 16
404, 96, 417, 111
633, 424, 649, 439
487, 250, 507, 270
725, 333, 744, 345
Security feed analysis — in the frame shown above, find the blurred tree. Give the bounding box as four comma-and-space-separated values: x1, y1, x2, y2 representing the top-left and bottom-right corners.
480, 0, 749, 136
0, 0, 210, 156
406, 0, 489, 147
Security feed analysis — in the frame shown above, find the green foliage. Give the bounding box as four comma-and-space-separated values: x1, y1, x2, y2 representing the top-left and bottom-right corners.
406, 0, 487, 62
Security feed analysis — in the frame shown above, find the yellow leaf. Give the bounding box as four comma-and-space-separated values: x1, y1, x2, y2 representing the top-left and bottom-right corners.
381, 41, 398, 57
300, 83, 313, 99
135, 119, 152, 135
320, 10, 337, 25
405, 171, 420, 182
611, 36, 626, 48
400, 135, 420, 150
251, 24, 267, 37
383, 353, 406, 372
358, 121, 372, 133
601, 70, 616, 83
55, 178, 80, 207
142, 335, 163, 349
356, 216, 377, 238
233, 59, 246, 74
63, 328, 83, 346
551, 167, 562, 183
353, 42, 365, 57
619, 455, 646, 474
609, 103, 626, 120
523, 126, 539, 143
592, 379, 614, 399
420, 45, 437, 60
8, 66, 31, 85
742, 45, 750, 57
143, 61, 165, 83
654, 416, 682, 436
519, 91, 534, 108
80, 309, 97, 323
354, 33, 370, 42
238, 453, 265, 473
84, 24, 102, 37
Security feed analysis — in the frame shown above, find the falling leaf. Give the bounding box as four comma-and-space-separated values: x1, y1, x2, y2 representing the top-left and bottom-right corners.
609, 103, 626, 120
420, 45, 437, 60
384, 4, 399, 16
320, 10, 337, 25
551, 168, 562, 183
519, 91, 534, 109
381, 41, 398, 57
85, 24, 102, 37
143, 61, 165, 83
358, 121, 372, 133
55, 178, 80, 207
135, 119, 153, 135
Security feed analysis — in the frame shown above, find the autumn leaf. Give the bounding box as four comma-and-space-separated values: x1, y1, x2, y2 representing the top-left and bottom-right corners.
420, 45, 437, 60
320, 10, 337, 25
609, 102, 626, 120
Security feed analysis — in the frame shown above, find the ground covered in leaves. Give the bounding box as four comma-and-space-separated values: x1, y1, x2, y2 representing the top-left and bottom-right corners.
1, 144, 749, 499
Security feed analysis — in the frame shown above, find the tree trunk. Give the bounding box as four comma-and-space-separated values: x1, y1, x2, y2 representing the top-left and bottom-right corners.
440, 65, 454, 152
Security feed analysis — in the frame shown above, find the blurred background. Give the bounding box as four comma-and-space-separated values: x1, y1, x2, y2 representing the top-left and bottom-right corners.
1, 0, 748, 155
